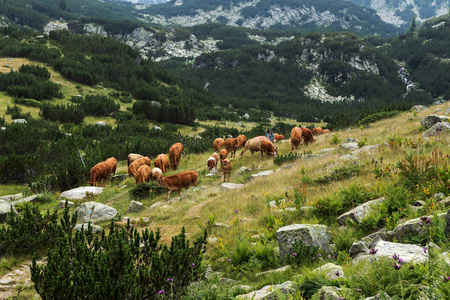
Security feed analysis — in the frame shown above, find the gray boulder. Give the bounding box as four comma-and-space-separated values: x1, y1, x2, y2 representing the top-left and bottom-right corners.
0, 193, 22, 202
337, 197, 385, 225
221, 183, 244, 190
445, 107, 450, 116
238, 167, 250, 175
318, 148, 335, 154
349, 241, 370, 257
421, 115, 449, 129
95, 121, 106, 126
255, 265, 291, 277
250, 170, 273, 179
393, 213, 446, 241
12, 194, 43, 205
236, 281, 295, 300
58, 200, 74, 209
0, 202, 16, 222
73, 223, 103, 234
275, 163, 297, 172
410, 105, 426, 112
422, 122, 450, 137
339, 143, 359, 151
365, 292, 391, 300
59, 186, 104, 200
345, 137, 358, 142
314, 263, 345, 280
351, 144, 380, 155
12, 119, 28, 124
75, 201, 118, 223
372, 240, 428, 263
315, 286, 340, 300
276, 224, 331, 257
127, 200, 145, 213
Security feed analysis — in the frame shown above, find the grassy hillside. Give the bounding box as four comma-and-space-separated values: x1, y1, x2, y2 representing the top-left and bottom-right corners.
1, 100, 450, 298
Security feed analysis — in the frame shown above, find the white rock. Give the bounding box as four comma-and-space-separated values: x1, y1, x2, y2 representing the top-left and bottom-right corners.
59, 186, 104, 200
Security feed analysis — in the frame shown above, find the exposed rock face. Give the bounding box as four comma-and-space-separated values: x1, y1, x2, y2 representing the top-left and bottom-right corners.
75, 202, 118, 223
315, 286, 340, 300
59, 187, 104, 200
43, 21, 68, 35
0, 201, 16, 223
73, 223, 103, 234
422, 122, 450, 137
84, 24, 107, 37
337, 197, 386, 225
391, 213, 446, 241
276, 224, 331, 257
372, 240, 428, 263
421, 115, 449, 129
236, 281, 295, 300
12, 119, 28, 124
410, 105, 426, 112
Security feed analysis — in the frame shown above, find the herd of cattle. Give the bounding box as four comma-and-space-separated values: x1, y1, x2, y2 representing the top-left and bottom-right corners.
88, 126, 329, 200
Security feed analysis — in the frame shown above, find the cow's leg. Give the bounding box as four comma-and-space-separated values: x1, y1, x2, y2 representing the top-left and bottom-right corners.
167, 190, 171, 201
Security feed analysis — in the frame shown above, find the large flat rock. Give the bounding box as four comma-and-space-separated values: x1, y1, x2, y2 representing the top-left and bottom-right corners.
373, 240, 428, 264
337, 197, 385, 225
59, 187, 104, 200
74, 201, 118, 223
221, 183, 244, 190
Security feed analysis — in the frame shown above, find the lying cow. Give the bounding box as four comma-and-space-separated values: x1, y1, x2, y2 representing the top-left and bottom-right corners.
221, 159, 232, 182
240, 136, 269, 157
89, 161, 109, 186
301, 127, 315, 146
260, 139, 278, 158
290, 126, 302, 150
128, 156, 152, 177
213, 138, 225, 152
154, 154, 169, 174
157, 170, 198, 200
127, 153, 143, 167
135, 165, 152, 184
169, 142, 184, 170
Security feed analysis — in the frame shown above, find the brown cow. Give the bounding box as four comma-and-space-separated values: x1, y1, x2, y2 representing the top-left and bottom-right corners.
273, 134, 285, 142
260, 139, 278, 158
157, 170, 198, 200
169, 143, 184, 170
290, 126, 302, 150
213, 138, 225, 152
127, 153, 143, 167
135, 165, 152, 184
89, 162, 109, 186
207, 153, 220, 173
219, 149, 228, 162
240, 136, 269, 157
221, 159, 232, 182
323, 129, 331, 134
105, 157, 117, 177
154, 154, 169, 174
224, 138, 237, 158
150, 167, 163, 182
301, 127, 315, 146
128, 156, 152, 177
312, 127, 323, 136
234, 135, 248, 151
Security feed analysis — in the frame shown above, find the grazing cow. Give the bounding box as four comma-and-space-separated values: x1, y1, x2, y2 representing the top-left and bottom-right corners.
221, 159, 232, 182
135, 165, 152, 184
207, 153, 220, 173
169, 143, 184, 170
150, 167, 163, 182
157, 170, 198, 200
127, 153, 143, 167
219, 149, 228, 162
323, 129, 331, 134
273, 134, 285, 142
105, 157, 117, 177
224, 138, 237, 158
312, 127, 323, 136
213, 138, 225, 152
154, 154, 169, 174
301, 127, 315, 146
234, 135, 248, 152
290, 126, 302, 150
128, 156, 152, 177
89, 162, 109, 186
260, 139, 278, 158
240, 136, 269, 157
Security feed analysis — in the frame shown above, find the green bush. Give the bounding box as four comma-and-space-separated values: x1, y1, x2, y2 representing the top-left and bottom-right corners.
13, 97, 42, 107
273, 152, 301, 165
129, 182, 168, 199
31, 222, 207, 299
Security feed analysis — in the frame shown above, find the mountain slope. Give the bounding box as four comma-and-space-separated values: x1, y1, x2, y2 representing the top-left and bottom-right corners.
138, 0, 401, 37
348, 0, 450, 27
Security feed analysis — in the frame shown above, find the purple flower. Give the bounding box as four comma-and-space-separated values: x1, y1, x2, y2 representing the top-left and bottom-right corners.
339, 298, 345, 300
312, 257, 315, 260
355, 288, 361, 293
424, 248, 427, 253
420, 216, 428, 221
418, 221, 423, 226
167, 278, 173, 282
252, 249, 256, 253
392, 253, 400, 261
426, 219, 431, 224
335, 270, 340, 276
293, 252, 297, 257
227, 259, 231, 262
398, 258, 404, 263
393, 263, 402, 270
443, 276, 450, 283
234, 209, 238, 213
158, 290, 164, 294
328, 255, 332, 259
369, 249, 378, 255
318, 253, 321, 257
192, 263, 195, 266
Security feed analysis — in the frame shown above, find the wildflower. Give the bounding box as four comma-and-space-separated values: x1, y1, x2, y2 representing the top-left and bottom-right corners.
339, 298, 345, 300
293, 252, 297, 257
369, 249, 378, 255
158, 290, 164, 294
328, 255, 332, 259
252, 249, 256, 253
418, 221, 423, 226
167, 278, 173, 282
192, 263, 195, 266
234, 209, 238, 213
393, 263, 402, 270
426, 219, 431, 224
392, 253, 400, 261
53, 206, 56, 209
335, 270, 340, 276
227, 259, 231, 262
318, 253, 322, 257
398, 258, 403, 263
355, 288, 361, 293
312, 257, 315, 260
424, 248, 427, 253
443, 276, 450, 283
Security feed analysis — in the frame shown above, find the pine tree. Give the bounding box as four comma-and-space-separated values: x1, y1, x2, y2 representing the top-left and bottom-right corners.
408, 15, 417, 33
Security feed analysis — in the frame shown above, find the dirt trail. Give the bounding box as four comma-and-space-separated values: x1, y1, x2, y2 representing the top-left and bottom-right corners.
0, 261, 33, 299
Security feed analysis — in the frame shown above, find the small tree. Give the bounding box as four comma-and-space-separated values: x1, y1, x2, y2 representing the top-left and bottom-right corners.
408, 15, 417, 33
